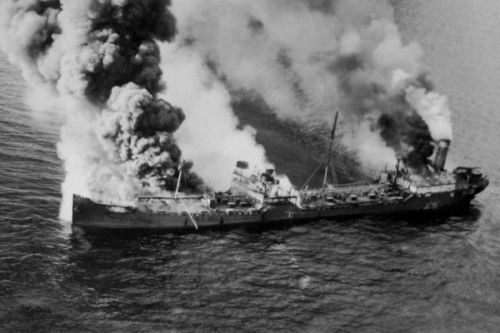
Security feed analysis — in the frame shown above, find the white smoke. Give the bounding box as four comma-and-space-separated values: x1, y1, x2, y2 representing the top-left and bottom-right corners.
0, 0, 200, 222
159, 44, 283, 190
0, 0, 292, 224
170, 0, 453, 170
346, 121, 398, 172
0, 0, 453, 226
405, 86, 453, 141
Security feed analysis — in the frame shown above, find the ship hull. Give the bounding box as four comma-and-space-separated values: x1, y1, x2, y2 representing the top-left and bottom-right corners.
72, 190, 476, 234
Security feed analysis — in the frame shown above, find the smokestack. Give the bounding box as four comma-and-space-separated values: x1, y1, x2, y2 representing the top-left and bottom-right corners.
433, 139, 450, 172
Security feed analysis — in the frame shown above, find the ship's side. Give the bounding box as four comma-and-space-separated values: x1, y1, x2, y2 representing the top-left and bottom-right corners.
72, 184, 485, 233
72, 140, 489, 233
73, 195, 270, 232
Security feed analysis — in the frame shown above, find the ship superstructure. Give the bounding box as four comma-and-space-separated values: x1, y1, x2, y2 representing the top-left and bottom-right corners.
72, 144, 488, 233
72, 116, 489, 233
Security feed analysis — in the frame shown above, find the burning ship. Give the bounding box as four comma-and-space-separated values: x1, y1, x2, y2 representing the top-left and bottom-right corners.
4, 0, 486, 234
72, 116, 489, 233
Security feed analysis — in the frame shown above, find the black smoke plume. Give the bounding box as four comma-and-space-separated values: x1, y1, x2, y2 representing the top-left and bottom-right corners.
0, 0, 204, 207
170, 0, 453, 175
332, 55, 435, 170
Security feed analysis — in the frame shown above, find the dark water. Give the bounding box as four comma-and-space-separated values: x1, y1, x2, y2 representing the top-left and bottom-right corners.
1, 1, 500, 332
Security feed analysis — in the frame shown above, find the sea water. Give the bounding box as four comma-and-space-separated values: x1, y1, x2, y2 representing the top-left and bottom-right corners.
1, 1, 500, 331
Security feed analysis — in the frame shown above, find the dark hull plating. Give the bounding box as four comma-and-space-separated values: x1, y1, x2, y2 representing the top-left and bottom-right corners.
72, 190, 476, 233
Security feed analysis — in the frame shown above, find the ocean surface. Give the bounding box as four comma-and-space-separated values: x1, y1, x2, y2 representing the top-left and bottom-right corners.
1, 1, 500, 332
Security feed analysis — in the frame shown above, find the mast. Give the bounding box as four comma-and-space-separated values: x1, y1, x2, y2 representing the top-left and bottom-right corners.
174, 160, 183, 199
393, 158, 401, 186
322, 111, 339, 195
174, 160, 198, 230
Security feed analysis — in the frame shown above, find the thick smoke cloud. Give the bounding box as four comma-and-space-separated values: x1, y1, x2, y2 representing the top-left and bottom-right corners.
170, 0, 453, 172
159, 44, 279, 190
0, 0, 203, 220
1, 0, 455, 223
331, 54, 435, 170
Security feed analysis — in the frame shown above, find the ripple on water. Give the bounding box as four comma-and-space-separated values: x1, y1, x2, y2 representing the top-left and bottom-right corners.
2, 1, 500, 331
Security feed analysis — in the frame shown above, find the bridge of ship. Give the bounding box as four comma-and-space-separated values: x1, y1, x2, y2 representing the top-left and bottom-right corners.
396, 178, 456, 194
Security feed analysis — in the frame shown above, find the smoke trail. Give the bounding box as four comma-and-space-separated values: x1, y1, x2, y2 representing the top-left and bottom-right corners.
158, 44, 277, 190
170, 0, 453, 172
0, 0, 204, 220
0, 0, 454, 225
